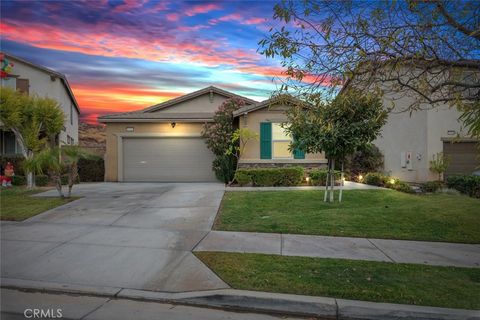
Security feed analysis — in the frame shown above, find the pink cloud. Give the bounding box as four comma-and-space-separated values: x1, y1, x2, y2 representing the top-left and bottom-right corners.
166, 13, 179, 21
210, 13, 266, 26
244, 17, 266, 25
185, 3, 221, 17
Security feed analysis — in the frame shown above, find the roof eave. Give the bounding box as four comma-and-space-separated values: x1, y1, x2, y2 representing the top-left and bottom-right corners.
98, 118, 214, 123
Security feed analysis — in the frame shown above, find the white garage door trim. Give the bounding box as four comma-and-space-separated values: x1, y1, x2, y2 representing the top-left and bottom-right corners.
116, 133, 207, 182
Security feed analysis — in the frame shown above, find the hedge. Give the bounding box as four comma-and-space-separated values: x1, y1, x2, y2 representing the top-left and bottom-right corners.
234, 167, 304, 187
77, 157, 104, 182
363, 172, 414, 193
420, 181, 444, 193
12, 175, 26, 186
309, 169, 341, 186
35, 175, 49, 187
446, 175, 480, 198
364, 172, 389, 187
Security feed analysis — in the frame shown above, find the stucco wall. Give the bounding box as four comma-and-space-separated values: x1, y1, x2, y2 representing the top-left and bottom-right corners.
238, 104, 325, 163
151, 93, 229, 113
104, 122, 205, 181
1, 58, 79, 144
374, 93, 464, 182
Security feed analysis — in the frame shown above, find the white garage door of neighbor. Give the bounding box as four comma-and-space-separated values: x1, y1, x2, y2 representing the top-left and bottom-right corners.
122, 137, 217, 182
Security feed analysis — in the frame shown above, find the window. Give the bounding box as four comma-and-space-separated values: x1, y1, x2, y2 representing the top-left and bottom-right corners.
71, 137, 74, 145
2, 131, 22, 155
272, 123, 292, 159
67, 135, 71, 145
70, 104, 73, 125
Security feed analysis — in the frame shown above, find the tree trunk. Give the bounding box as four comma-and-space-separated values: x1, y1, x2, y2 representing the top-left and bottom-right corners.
339, 162, 344, 202
67, 163, 77, 198
324, 158, 329, 202
329, 159, 335, 202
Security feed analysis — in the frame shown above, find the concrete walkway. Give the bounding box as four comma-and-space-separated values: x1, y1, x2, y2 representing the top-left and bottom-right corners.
195, 231, 480, 268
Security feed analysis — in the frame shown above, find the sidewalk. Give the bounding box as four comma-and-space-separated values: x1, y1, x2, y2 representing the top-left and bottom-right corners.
195, 231, 480, 268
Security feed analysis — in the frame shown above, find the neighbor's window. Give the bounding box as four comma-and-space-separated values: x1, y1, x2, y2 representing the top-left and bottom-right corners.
272, 123, 292, 158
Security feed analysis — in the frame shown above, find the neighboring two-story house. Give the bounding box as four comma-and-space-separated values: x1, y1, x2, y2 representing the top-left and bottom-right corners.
343, 62, 479, 182
0, 53, 80, 156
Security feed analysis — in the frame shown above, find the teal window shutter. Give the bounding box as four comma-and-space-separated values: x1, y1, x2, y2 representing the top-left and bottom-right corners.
293, 136, 305, 159
260, 122, 272, 159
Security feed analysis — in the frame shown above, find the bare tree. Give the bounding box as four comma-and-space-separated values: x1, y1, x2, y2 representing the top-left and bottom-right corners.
259, 0, 479, 112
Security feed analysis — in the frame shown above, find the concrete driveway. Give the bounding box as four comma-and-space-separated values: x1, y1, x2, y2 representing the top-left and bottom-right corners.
1, 183, 228, 293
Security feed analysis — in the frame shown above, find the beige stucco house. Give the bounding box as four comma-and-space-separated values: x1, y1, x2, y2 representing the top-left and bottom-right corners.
99, 86, 326, 182
0, 53, 80, 156
344, 63, 479, 182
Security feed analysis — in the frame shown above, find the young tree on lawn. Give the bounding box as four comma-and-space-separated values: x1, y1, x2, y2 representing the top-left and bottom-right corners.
259, 0, 479, 133
0, 87, 64, 188
23, 147, 64, 197
202, 98, 246, 183
286, 90, 387, 202
24, 145, 93, 198
62, 145, 93, 197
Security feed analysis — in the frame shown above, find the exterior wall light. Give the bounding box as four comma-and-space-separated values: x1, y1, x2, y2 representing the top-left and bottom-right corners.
125, 127, 134, 132
171, 122, 176, 128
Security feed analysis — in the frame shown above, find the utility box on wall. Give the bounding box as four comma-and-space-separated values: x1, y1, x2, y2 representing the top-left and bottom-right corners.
400, 151, 413, 170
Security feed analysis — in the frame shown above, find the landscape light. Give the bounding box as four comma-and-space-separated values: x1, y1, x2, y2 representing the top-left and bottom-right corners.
358, 174, 363, 181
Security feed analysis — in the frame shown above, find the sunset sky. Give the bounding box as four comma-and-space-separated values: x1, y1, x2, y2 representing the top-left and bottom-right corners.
0, 0, 291, 124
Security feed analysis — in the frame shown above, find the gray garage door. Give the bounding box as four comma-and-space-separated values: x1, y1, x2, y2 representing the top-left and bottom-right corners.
443, 141, 479, 178
123, 137, 217, 182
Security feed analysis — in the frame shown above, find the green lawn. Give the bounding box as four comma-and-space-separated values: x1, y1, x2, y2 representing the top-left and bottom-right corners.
0, 187, 76, 221
196, 252, 480, 310
215, 190, 480, 243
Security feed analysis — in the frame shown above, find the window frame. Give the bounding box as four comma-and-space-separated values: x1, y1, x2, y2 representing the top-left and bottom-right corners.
271, 122, 293, 159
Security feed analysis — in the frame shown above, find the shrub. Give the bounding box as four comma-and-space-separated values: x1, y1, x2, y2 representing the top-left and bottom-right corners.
251, 169, 278, 187
420, 181, 444, 193
11, 175, 26, 186
234, 169, 251, 186
35, 174, 49, 187
77, 157, 104, 182
446, 175, 480, 198
364, 172, 387, 186
61, 174, 79, 185
346, 144, 384, 179
276, 167, 304, 186
309, 169, 341, 186
237, 167, 304, 187
392, 181, 415, 193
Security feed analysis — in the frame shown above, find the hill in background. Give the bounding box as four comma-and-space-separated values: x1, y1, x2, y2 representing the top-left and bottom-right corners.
79, 122, 106, 156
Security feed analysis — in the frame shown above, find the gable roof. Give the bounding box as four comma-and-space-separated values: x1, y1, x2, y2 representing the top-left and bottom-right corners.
141, 86, 257, 113
99, 86, 257, 123
233, 95, 307, 117
3, 52, 81, 114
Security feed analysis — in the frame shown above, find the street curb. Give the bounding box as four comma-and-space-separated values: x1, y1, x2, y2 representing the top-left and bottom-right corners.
2, 278, 479, 320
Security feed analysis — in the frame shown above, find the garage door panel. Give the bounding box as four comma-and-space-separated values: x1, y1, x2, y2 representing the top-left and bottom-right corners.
443, 141, 479, 178
123, 137, 216, 182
